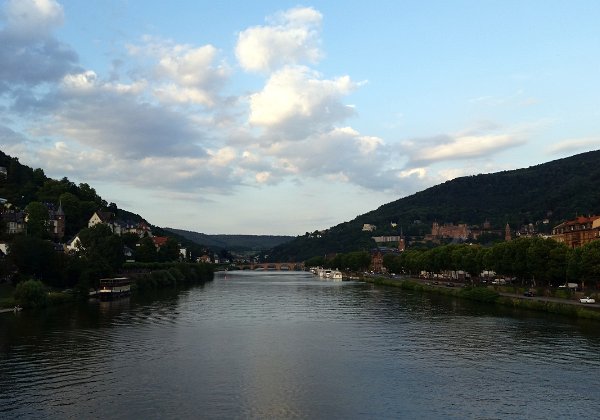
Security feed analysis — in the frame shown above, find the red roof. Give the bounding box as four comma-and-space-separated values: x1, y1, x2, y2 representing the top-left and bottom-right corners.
152, 236, 169, 247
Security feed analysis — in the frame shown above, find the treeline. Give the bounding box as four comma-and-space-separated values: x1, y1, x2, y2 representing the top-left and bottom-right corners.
305, 251, 371, 272
2, 224, 214, 296
127, 262, 213, 293
383, 238, 600, 289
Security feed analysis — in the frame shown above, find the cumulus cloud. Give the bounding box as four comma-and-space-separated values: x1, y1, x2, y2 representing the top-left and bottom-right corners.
0, 0, 78, 94
14, 70, 205, 160
126, 37, 230, 107
236, 7, 322, 73
2, 0, 64, 40
249, 126, 394, 190
5, 3, 518, 205
249, 66, 356, 140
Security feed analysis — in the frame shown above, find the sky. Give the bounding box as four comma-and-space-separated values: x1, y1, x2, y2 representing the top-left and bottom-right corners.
1, 0, 599, 235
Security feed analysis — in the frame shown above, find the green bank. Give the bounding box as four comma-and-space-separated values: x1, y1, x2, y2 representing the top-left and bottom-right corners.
363, 277, 600, 321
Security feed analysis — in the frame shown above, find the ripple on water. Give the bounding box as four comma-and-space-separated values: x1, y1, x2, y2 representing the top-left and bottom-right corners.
2, 272, 600, 419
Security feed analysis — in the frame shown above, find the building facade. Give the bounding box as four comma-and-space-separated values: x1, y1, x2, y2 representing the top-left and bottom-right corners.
551, 215, 600, 248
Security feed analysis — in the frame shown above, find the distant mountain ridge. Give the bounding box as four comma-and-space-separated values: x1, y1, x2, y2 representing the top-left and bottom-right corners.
269, 149, 600, 261
164, 227, 294, 251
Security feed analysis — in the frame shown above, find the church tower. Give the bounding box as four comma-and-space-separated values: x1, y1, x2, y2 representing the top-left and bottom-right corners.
505, 223, 511, 241
398, 227, 406, 252
55, 200, 65, 240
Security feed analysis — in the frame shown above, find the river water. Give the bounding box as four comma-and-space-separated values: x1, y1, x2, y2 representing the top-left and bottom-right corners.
1, 271, 599, 419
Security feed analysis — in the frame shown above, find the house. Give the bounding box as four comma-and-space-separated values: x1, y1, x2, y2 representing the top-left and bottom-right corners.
88, 211, 119, 233
3, 210, 25, 234
151, 236, 169, 249
197, 254, 212, 263
551, 215, 600, 248
88, 212, 153, 238
362, 224, 377, 232
370, 247, 400, 273
65, 235, 83, 253
125, 221, 152, 238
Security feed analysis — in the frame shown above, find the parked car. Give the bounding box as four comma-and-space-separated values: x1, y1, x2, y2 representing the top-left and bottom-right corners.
580, 296, 596, 304
523, 291, 535, 297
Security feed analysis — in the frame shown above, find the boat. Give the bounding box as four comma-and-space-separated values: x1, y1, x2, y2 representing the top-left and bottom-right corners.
331, 270, 343, 281
580, 296, 596, 304
98, 277, 131, 300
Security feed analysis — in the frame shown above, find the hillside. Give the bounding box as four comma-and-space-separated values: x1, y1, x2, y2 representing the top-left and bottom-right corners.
269, 150, 600, 261
0, 150, 208, 256
0, 149, 290, 256
164, 228, 293, 251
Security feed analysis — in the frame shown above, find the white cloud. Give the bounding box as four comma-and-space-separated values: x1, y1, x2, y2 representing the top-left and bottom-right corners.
236, 7, 322, 73
46, 88, 208, 159
255, 171, 272, 184
251, 126, 392, 190
249, 66, 356, 140
62, 70, 97, 91
413, 134, 521, 163
2, 0, 64, 40
546, 137, 600, 155
402, 124, 527, 168
0, 0, 78, 94
127, 38, 230, 107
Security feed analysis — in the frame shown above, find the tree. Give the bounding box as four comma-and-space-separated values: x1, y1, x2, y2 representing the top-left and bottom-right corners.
137, 237, 157, 262
78, 224, 125, 274
158, 238, 181, 262
15, 279, 48, 308
8, 235, 58, 281
25, 201, 49, 238
579, 241, 600, 290
58, 192, 83, 236
305, 256, 325, 267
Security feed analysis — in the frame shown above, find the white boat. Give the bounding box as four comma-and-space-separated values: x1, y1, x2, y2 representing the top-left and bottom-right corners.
580, 296, 596, 304
331, 270, 343, 281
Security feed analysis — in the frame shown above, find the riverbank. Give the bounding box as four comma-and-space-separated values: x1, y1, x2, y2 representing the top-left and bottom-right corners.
1, 262, 214, 314
362, 276, 600, 321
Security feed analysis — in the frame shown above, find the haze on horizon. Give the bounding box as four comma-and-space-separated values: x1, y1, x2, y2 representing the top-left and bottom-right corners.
1, 0, 598, 235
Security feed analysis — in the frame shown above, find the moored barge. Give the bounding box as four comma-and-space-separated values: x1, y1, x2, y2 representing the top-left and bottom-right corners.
98, 277, 131, 300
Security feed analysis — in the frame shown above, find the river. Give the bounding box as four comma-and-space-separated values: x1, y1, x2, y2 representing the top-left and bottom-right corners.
1, 271, 599, 419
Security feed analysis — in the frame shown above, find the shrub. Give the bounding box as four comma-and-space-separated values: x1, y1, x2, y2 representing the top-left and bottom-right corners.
14, 279, 48, 308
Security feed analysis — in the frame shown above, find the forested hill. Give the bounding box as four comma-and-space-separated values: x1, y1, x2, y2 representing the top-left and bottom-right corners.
0, 150, 146, 238
164, 228, 293, 251
269, 149, 600, 261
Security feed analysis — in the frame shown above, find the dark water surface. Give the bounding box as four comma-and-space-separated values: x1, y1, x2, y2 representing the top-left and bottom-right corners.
1, 271, 599, 419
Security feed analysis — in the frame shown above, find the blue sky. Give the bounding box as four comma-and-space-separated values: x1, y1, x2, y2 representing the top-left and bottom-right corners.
1, 0, 599, 235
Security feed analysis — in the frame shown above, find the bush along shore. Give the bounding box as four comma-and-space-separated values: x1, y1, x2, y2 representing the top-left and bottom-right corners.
124, 262, 214, 293
362, 277, 600, 321
1, 262, 214, 311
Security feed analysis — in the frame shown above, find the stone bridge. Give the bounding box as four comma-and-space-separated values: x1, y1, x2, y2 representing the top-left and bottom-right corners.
235, 262, 305, 271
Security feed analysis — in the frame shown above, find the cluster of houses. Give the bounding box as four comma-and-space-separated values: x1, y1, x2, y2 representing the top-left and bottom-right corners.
0, 198, 235, 265
365, 215, 600, 273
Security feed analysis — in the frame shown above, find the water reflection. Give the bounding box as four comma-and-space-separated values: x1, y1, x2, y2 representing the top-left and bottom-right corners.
1, 271, 600, 419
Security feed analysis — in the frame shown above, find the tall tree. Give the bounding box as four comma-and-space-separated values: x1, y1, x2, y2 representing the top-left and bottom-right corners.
25, 201, 49, 238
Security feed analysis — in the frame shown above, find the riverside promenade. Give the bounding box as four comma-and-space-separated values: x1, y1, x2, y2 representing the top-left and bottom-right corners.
361, 274, 600, 318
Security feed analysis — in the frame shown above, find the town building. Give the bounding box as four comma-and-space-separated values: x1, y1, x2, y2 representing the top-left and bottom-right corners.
426, 221, 469, 241
551, 215, 600, 248
362, 224, 377, 232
